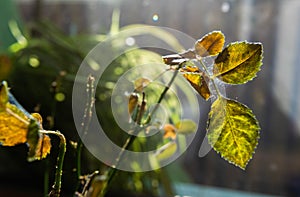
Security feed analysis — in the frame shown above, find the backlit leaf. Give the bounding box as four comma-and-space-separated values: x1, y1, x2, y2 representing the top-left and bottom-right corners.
128, 93, 139, 115
31, 134, 51, 161
0, 81, 51, 161
207, 97, 260, 169
213, 42, 263, 84
195, 31, 225, 57
29, 113, 51, 161
182, 72, 210, 100
0, 104, 29, 146
179, 49, 196, 59
179, 64, 200, 73
0, 82, 30, 146
27, 119, 40, 161
176, 119, 197, 134
31, 113, 43, 125
179, 64, 211, 100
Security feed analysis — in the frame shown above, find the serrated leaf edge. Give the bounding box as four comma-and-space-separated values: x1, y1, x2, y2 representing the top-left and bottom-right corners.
194, 30, 225, 57
214, 41, 263, 85
207, 97, 260, 170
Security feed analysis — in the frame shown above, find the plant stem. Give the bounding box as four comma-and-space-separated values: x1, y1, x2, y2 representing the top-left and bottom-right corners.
198, 58, 222, 98
145, 69, 179, 124
101, 127, 140, 196
101, 106, 144, 196
45, 83, 59, 197
100, 69, 179, 197
76, 75, 95, 188
43, 158, 50, 197
76, 142, 83, 180
40, 130, 66, 197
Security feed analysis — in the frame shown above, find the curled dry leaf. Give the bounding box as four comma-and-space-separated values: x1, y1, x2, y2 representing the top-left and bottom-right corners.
0, 81, 51, 161
128, 93, 139, 115
179, 64, 211, 100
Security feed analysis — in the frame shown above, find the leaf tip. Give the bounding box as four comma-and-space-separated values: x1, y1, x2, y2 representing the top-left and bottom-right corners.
0, 81, 9, 108
207, 97, 260, 170
195, 31, 225, 57
213, 41, 264, 84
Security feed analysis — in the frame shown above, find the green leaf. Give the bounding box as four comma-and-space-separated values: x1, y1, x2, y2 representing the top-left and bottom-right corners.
194, 31, 225, 57
207, 97, 260, 169
155, 142, 177, 161
213, 42, 263, 84
176, 119, 197, 134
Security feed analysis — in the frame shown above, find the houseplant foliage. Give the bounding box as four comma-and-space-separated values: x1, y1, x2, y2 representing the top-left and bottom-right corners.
163, 31, 263, 169
0, 15, 263, 196
0, 81, 66, 196
0, 16, 189, 196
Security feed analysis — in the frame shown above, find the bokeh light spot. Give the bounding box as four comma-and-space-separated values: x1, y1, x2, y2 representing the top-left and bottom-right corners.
152, 14, 159, 22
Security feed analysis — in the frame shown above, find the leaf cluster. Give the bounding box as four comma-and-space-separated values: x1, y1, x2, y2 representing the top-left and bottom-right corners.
163, 31, 263, 169
0, 81, 51, 161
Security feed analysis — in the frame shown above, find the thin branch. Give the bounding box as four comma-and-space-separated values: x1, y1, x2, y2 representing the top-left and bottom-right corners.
145, 69, 179, 124
100, 69, 179, 197
76, 75, 95, 185
40, 130, 66, 197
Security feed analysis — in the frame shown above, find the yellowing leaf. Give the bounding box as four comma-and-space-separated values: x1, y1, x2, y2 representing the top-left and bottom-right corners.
0, 104, 29, 146
213, 42, 263, 84
163, 124, 177, 140
176, 119, 197, 134
182, 72, 210, 100
207, 97, 260, 169
179, 64, 211, 100
28, 113, 51, 161
128, 93, 139, 115
31, 113, 43, 126
31, 134, 51, 161
179, 64, 200, 73
195, 31, 225, 57
0, 81, 51, 162
0, 82, 31, 146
